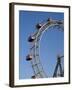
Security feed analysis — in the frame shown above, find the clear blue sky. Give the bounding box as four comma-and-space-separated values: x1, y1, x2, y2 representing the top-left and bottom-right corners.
19, 10, 64, 79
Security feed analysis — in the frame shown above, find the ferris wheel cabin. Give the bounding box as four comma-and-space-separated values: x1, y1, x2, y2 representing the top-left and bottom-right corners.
28, 36, 35, 42
36, 23, 42, 29
31, 75, 36, 79
26, 54, 33, 61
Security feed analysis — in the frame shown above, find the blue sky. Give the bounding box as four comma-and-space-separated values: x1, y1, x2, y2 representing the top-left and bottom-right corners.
19, 10, 64, 79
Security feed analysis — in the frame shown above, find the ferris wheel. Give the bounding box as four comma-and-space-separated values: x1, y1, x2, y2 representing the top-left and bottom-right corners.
26, 18, 64, 79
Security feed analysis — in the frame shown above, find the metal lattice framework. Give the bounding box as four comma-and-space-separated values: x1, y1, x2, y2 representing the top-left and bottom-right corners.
53, 55, 64, 77
26, 18, 64, 78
